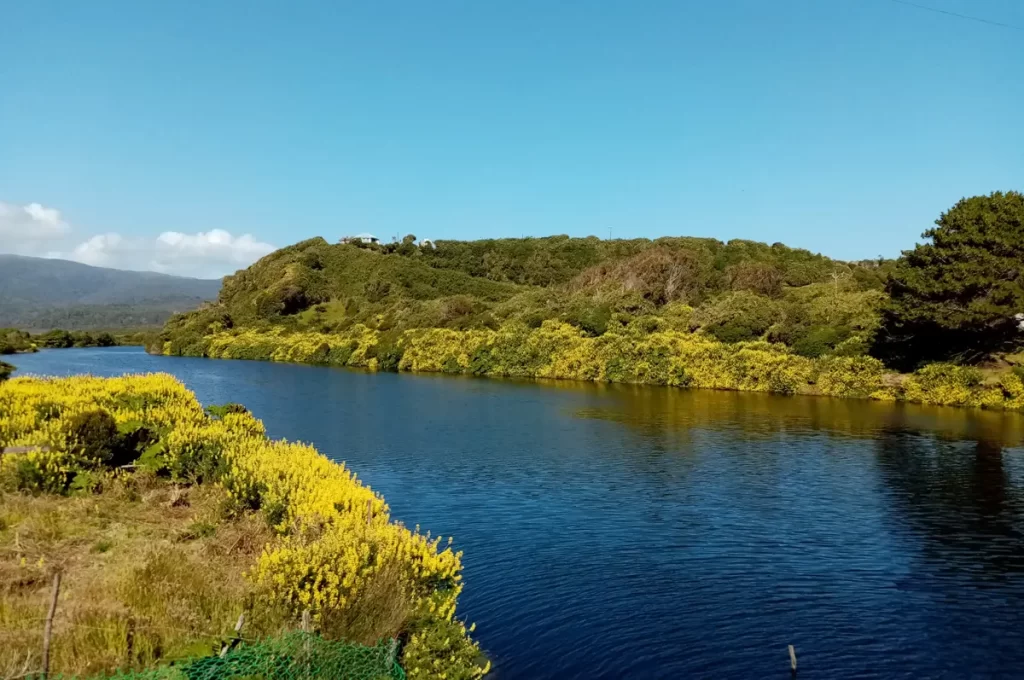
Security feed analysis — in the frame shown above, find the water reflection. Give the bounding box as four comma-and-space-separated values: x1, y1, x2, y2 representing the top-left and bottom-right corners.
874, 430, 1024, 581
10, 348, 1024, 678
569, 380, 1024, 447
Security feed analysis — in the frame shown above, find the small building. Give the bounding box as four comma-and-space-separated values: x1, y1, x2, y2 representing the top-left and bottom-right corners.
340, 233, 380, 245
420, 238, 436, 249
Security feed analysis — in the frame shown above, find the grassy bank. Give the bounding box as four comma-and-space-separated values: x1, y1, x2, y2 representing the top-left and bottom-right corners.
156, 322, 1024, 411
0, 374, 487, 678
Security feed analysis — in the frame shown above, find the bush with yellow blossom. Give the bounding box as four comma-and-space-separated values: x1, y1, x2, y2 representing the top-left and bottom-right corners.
0, 374, 489, 678
162, 322, 1024, 411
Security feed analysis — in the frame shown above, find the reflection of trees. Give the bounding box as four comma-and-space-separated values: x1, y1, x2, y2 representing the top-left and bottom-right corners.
566, 382, 1024, 573
873, 428, 1024, 579
569, 380, 1024, 447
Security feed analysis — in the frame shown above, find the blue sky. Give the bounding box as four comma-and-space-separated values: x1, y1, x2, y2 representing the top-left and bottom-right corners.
1, 0, 1021, 277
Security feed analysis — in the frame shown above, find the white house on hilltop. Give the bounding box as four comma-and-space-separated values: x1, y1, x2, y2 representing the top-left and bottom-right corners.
340, 233, 380, 245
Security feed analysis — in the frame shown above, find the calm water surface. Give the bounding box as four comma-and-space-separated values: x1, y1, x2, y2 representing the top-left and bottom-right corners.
9, 347, 1024, 679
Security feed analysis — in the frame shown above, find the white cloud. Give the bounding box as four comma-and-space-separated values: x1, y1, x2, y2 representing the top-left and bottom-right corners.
0, 201, 70, 253
0, 200, 276, 279
70, 229, 276, 279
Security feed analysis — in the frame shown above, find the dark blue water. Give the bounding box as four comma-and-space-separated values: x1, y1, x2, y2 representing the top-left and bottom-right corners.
8, 347, 1024, 679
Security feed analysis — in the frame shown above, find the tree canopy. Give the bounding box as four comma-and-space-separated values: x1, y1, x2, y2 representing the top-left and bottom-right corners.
873, 191, 1024, 369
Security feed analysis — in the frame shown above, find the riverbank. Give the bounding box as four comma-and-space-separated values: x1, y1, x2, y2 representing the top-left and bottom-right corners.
153, 322, 1024, 411
0, 374, 488, 678
2, 328, 151, 355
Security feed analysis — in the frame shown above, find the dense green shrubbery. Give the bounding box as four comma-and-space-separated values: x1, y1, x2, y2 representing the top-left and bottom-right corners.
160, 322, 1024, 410
35, 329, 119, 348
158, 233, 885, 358
0, 328, 36, 354
152, 192, 1024, 409
689, 291, 780, 343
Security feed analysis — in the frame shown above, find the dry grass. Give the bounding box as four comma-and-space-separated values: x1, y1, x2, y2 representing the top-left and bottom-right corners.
0, 472, 279, 678
318, 558, 411, 646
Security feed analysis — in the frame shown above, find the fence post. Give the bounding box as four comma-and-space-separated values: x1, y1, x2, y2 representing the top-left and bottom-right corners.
42, 571, 62, 679
126, 615, 135, 662
220, 612, 246, 658
366, 498, 373, 527
301, 609, 312, 668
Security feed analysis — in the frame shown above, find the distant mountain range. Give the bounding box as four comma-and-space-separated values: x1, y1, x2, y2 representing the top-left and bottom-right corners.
0, 255, 221, 330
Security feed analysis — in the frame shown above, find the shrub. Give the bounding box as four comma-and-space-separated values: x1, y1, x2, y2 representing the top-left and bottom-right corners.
902, 363, 1002, 407
66, 409, 120, 466
726, 260, 783, 297
791, 326, 850, 358
691, 291, 780, 343
0, 374, 487, 676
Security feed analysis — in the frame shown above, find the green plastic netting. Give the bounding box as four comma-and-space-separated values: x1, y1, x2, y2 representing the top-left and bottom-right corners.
45, 633, 405, 680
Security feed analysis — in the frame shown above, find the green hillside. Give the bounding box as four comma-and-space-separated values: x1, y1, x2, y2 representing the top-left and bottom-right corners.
156, 192, 1024, 377
156, 232, 894, 359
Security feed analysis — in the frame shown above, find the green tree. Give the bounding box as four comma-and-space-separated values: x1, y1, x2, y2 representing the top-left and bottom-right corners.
0, 360, 13, 381
397, 234, 419, 257
690, 291, 780, 343
39, 329, 74, 348
873, 191, 1024, 369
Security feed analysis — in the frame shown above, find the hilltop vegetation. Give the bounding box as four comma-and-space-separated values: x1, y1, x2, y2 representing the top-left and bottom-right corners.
159, 232, 893, 360
0, 255, 219, 331
154, 192, 1024, 407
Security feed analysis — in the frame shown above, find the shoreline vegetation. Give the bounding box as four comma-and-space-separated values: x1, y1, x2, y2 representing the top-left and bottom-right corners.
149, 191, 1024, 412
0, 374, 488, 678
154, 323, 1024, 411
2, 328, 150, 355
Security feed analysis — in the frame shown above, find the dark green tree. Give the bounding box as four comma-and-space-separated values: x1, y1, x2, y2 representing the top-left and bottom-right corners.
39, 329, 74, 348
872, 191, 1024, 370
0, 360, 13, 381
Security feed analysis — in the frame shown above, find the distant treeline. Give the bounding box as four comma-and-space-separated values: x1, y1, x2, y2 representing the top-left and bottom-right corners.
1, 328, 151, 355
153, 191, 1024, 406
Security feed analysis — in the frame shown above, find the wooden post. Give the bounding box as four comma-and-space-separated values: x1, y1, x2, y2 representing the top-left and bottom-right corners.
366, 498, 373, 527
42, 571, 61, 679
219, 612, 245, 658
125, 615, 135, 662
788, 644, 798, 674
301, 609, 312, 662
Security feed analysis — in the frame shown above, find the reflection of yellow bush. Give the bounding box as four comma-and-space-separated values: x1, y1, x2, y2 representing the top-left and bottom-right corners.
166, 323, 1024, 411
0, 374, 487, 678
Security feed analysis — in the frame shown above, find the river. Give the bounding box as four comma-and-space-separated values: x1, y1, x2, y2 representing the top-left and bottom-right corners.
7, 347, 1024, 679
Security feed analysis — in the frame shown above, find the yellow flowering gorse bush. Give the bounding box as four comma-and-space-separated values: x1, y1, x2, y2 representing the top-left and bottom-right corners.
0, 374, 487, 678
166, 322, 1024, 411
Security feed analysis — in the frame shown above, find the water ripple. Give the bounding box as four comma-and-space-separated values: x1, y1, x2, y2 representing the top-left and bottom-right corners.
9, 348, 1024, 679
